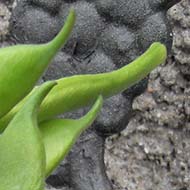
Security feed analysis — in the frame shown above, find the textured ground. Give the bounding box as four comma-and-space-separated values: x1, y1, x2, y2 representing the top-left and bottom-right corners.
0, 2, 10, 42
0, 0, 189, 190
105, 1, 190, 190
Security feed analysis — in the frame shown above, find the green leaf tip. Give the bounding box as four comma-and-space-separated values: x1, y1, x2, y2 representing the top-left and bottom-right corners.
79, 95, 103, 125
0, 42, 167, 132
48, 9, 76, 53
0, 9, 75, 118
146, 42, 167, 66
40, 95, 103, 176
0, 81, 56, 190
38, 42, 167, 119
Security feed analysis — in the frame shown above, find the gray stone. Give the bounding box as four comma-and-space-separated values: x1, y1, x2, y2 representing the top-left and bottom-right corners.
59, 1, 104, 55
11, 1, 60, 43
100, 24, 137, 67
139, 12, 171, 50
105, 1, 190, 189
168, 0, 190, 64
30, 0, 62, 13
95, 0, 152, 27
0, 2, 11, 41
160, 63, 179, 86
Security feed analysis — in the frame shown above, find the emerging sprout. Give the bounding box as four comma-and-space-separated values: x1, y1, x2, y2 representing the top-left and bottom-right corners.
0, 10, 75, 118
0, 8, 167, 190
0, 42, 167, 132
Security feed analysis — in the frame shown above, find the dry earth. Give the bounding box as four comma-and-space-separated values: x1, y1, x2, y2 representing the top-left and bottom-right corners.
105, 1, 190, 189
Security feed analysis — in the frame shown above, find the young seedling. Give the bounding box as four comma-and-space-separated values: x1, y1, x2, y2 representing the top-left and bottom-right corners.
0, 81, 102, 190
0, 8, 167, 190
0, 82, 56, 190
40, 95, 103, 177
0, 10, 75, 118
0, 42, 167, 132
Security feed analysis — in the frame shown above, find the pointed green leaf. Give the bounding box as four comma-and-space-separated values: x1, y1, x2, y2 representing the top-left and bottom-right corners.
0, 42, 167, 132
40, 95, 103, 177
0, 81, 56, 190
0, 9, 75, 118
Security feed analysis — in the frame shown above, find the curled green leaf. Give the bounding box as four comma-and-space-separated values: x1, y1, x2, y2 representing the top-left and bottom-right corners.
0, 42, 167, 132
40, 95, 103, 176
0, 9, 75, 118
0, 81, 56, 190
